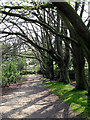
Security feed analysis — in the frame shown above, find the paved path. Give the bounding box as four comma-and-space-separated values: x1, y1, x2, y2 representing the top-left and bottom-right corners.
0, 75, 79, 119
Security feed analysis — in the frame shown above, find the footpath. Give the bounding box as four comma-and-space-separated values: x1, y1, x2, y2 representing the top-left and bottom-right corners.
0, 75, 80, 119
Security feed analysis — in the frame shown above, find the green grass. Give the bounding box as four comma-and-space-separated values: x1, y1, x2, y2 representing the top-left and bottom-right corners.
21, 74, 29, 77
41, 78, 90, 119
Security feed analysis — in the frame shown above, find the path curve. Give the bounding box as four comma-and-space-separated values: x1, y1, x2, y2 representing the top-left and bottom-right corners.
0, 75, 79, 118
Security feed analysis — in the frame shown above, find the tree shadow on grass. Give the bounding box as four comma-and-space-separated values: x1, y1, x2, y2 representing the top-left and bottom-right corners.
47, 81, 89, 119
64, 89, 90, 119
78, 95, 90, 120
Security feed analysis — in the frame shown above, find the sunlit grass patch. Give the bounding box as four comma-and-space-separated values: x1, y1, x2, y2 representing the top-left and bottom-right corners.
41, 78, 89, 119
40, 78, 50, 81
21, 74, 29, 77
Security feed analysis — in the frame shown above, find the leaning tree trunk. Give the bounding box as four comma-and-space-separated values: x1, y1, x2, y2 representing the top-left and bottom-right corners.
40, 8, 54, 80
55, 10, 70, 83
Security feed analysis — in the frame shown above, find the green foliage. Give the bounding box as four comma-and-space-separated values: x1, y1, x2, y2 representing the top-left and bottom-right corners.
2, 57, 27, 87
42, 79, 89, 119
20, 70, 36, 75
69, 64, 74, 71
17, 57, 27, 71
34, 64, 40, 73
85, 59, 88, 69
29, 64, 40, 73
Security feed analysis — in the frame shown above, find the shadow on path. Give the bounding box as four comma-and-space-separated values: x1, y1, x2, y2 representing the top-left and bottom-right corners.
0, 75, 81, 118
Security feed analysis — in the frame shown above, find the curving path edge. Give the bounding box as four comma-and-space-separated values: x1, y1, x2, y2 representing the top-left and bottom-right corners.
0, 75, 80, 119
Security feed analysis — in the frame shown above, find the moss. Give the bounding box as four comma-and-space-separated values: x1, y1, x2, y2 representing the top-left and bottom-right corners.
41, 78, 89, 119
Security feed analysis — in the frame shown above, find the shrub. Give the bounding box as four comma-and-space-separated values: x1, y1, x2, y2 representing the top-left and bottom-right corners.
2, 57, 26, 87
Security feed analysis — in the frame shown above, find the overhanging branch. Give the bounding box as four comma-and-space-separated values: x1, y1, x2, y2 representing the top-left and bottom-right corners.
0, 10, 78, 44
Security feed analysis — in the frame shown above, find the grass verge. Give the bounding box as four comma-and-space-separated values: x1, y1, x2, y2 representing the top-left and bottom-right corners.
40, 78, 90, 120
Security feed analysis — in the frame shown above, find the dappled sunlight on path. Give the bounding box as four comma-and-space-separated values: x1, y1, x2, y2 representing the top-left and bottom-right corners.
0, 75, 80, 118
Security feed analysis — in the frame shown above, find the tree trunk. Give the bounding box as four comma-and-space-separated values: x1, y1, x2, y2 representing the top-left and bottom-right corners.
75, 62, 86, 90
48, 58, 54, 80
58, 63, 70, 84
41, 56, 54, 80
73, 47, 87, 90
87, 62, 90, 95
